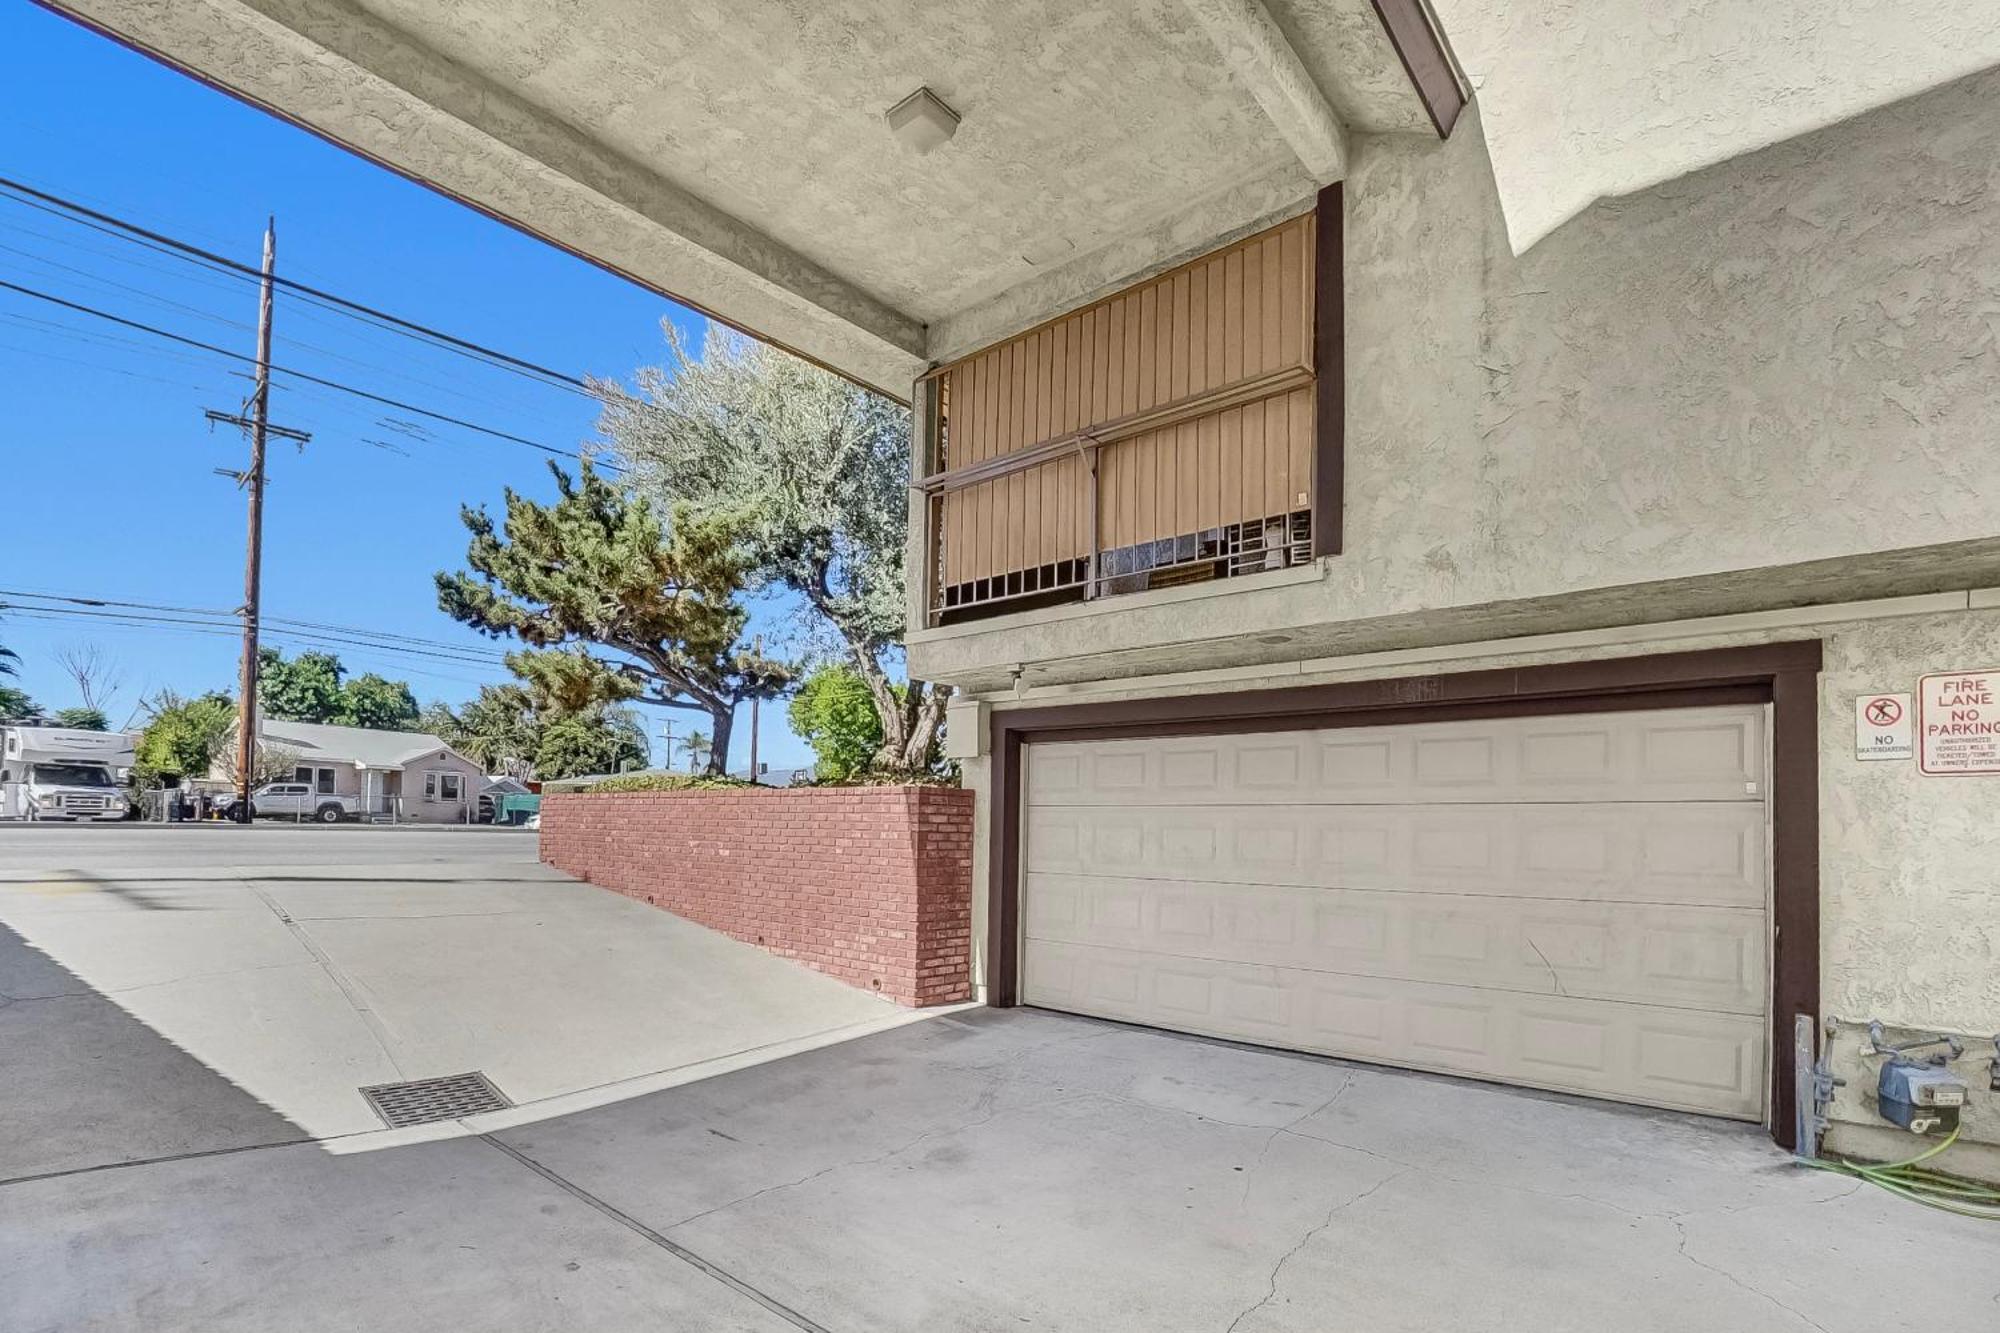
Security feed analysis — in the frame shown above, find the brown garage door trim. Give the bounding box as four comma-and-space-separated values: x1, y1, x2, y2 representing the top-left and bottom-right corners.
987, 640, 1822, 1148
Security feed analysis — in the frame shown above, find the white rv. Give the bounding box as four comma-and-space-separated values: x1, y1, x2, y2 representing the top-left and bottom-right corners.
0, 726, 136, 821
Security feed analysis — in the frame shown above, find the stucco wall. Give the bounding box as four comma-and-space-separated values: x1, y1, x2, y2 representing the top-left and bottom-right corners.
962, 598, 2000, 1169
1344, 76, 2000, 618
910, 68, 2000, 689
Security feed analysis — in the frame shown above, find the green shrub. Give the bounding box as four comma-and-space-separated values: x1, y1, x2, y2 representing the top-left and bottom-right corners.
788, 768, 960, 789
552, 772, 750, 794
787, 664, 883, 782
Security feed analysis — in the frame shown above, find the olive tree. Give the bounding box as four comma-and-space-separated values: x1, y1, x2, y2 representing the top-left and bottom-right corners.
597, 329, 946, 776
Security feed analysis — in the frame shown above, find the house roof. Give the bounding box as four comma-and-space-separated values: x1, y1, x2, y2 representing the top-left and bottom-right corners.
258, 720, 473, 771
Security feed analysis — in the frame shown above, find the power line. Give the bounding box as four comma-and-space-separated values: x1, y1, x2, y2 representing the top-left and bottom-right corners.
0, 333, 227, 392
0, 306, 236, 375
0, 173, 593, 395
0, 314, 508, 467
0, 609, 494, 689
0, 590, 511, 664
1, 601, 513, 671
0, 241, 254, 331
0, 192, 604, 432
0, 211, 263, 303
0, 275, 619, 472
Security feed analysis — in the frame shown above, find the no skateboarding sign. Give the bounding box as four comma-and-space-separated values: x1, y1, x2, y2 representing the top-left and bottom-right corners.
1854, 693, 1913, 762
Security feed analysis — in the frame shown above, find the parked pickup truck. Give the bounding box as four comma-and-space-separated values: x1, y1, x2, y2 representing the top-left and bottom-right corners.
219, 782, 360, 823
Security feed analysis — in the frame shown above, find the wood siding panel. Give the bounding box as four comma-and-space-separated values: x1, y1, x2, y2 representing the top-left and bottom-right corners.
937, 213, 1316, 587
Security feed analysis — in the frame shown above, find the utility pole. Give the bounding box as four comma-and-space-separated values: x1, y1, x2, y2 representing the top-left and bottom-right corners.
232, 220, 276, 822
204, 220, 306, 822
748, 633, 762, 783
660, 718, 674, 772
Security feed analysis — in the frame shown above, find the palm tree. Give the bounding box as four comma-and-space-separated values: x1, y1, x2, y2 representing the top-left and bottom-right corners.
0, 623, 34, 722
677, 729, 712, 773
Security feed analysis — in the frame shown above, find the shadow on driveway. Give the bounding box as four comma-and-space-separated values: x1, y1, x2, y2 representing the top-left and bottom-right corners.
7, 1002, 1998, 1332
0, 920, 307, 1184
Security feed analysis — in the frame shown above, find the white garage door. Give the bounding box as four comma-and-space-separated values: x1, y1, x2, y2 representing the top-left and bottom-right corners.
1021, 705, 1771, 1119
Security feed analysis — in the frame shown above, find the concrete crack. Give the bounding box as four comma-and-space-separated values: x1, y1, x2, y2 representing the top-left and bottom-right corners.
1080, 1088, 1340, 1135
942, 1023, 1116, 1080
1283, 1125, 1650, 1222
1679, 1178, 1864, 1222
1239, 1074, 1356, 1209
1672, 1216, 1833, 1333
1222, 1168, 1409, 1333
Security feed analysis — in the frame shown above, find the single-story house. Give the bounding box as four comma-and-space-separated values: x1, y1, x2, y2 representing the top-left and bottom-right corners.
208, 720, 488, 824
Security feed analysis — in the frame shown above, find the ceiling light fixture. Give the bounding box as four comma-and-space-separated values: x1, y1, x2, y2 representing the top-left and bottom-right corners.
885, 86, 960, 155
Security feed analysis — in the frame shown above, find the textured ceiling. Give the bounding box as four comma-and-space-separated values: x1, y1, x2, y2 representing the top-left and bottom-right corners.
350, 0, 1423, 322
42, 0, 1431, 392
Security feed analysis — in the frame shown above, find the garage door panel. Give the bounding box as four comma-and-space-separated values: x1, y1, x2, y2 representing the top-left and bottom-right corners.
1026, 708, 1764, 807
1022, 704, 1769, 1120
1028, 803, 1766, 907
1026, 874, 1766, 1014
1022, 940, 1766, 1119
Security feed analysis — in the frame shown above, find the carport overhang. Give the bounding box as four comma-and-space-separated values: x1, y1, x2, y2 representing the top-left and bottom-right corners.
33, 0, 1458, 398
34, 1, 2000, 400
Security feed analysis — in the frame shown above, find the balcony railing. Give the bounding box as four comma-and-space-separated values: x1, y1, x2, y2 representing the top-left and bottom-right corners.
917, 212, 1320, 626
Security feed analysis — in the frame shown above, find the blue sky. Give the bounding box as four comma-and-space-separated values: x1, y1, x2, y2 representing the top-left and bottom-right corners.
0, 3, 810, 770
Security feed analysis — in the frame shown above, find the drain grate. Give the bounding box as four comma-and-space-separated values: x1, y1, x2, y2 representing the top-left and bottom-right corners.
360, 1071, 511, 1128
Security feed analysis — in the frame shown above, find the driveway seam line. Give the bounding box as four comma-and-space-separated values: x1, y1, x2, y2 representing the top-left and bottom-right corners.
240, 879, 411, 1081
479, 1135, 836, 1333
1, 959, 313, 1004
0, 1136, 319, 1190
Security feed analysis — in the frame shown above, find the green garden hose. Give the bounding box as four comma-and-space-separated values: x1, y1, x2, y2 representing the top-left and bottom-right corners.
1805, 1126, 2000, 1219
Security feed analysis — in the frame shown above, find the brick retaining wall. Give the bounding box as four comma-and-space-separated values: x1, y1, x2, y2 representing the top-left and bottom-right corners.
540, 785, 973, 1006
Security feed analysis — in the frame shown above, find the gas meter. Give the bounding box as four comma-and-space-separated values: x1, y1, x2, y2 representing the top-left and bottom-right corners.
1868, 1022, 1968, 1134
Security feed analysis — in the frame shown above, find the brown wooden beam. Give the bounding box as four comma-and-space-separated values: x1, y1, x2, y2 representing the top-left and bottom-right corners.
1312, 182, 1344, 558
917, 364, 1313, 495
1371, 0, 1466, 139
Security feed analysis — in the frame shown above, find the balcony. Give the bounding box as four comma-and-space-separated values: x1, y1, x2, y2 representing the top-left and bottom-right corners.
916, 210, 1330, 627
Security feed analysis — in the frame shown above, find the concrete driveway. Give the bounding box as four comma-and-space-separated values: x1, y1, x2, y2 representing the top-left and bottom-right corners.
7, 996, 1997, 1331
0, 824, 909, 1176
3, 829, 1993, 1331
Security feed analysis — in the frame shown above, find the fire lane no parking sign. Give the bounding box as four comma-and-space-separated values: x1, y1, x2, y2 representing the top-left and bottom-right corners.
1918, 670, 2000, 775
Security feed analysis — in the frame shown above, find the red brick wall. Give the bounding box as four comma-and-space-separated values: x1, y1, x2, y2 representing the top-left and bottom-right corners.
539, 786, 973, 1006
